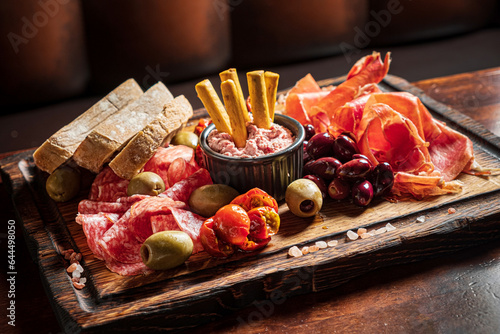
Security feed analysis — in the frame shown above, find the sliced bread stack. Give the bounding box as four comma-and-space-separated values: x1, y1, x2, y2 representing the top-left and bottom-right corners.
33, 79, 193, 179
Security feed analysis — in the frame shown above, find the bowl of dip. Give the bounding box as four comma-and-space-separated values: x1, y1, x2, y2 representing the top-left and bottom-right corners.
199, 113, 304, 201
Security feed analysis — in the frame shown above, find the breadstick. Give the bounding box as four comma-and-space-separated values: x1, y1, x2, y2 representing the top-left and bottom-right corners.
221, 79, 248, 148
264, 71, 279, 122
195, 79, 232, 135
220, 68, 250, 122
247, 70, 271, 129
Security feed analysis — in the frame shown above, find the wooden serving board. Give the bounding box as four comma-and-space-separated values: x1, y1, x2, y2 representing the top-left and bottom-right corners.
2, 75, 500, 333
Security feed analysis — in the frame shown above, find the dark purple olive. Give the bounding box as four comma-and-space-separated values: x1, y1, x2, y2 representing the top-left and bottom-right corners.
332, 134, 360, 162
371, 162, 394, 197
306, 132, 334, 159
306, 157, 342, 180
303, 151, 313, 164
303, 175, 327, 199
303, 159, 316, 176
352, 154, 374, 167
303, 124, 316, 141
341, 131, 357, 143
337, 158, 372, 181
328, 178, 351, 200
352, 180, 374, 207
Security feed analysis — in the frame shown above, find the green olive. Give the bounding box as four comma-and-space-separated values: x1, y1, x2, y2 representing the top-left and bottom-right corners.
140, 231, 193, 270
127, 172, 165, 196
45, 166, 81, 202
188, 184, 239, 217
285, 179, 323, 218
171, 131, 199, 149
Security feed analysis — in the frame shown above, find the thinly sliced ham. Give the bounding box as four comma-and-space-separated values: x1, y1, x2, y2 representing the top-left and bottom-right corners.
391, 172, 464, 200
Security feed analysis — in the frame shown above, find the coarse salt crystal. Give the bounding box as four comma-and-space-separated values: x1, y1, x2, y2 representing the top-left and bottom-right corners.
316, 241, 328, 249
357, 228, 367, 236
327, 240, 338, 247
448, 208, 456, 214
79, 277, 87, 284
288, 246, 303, 257
301, 246, 310, 255
375, 227, 387, 235
308, 245, 320, 253
386, 223, 396, 231
360, 233, 371, 239
416, 215, 426, 223
347, 230, 358, 240
76, 264, 84, 273
72, 270, 81, 279
66, 263, 78, 273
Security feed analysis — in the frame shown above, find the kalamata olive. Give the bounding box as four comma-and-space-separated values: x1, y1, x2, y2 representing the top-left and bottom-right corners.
328, 178, 351, 200
46, 166, 81, 202
303, 124, 316, 141
306, 132, 334, 159
303, 151, 313, 164
171, 131, 199, 149
303, 159, 316, 176
188, 184, 239, 217
140, 231, 193, 270
352, 154, 374, 167
371, 162, 394, 197
306, 157, 342, 181
336, 158, 372, 181
352, 180, 374, 207
332, 134, 360, 162
127, 172, 166, 196
303, 174, 327, 198
285, 179, 323, 218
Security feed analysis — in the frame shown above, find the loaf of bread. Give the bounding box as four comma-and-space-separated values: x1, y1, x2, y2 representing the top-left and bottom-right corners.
33, 79, 143, 173
109, 95, 193, 179
72, 82, 174, 173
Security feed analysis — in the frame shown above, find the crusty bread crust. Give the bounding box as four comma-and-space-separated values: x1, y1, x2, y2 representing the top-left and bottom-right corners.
33, 79, 143, 174
73, 82, 174, 174
109, 95, 193, 179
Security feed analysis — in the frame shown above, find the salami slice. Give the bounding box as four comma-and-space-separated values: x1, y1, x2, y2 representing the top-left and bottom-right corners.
161, 168, 213, 204
167, 157, 199, 187
77, 213, 118, 260
142, 146, 198, 188
78, 200, 130, 215
99, 210, 143, 264
129, 197, 187, 241
89, 167, 129, 202
170, 208, 205, 253
151, 214, 180, 234
104, 258, 153, 276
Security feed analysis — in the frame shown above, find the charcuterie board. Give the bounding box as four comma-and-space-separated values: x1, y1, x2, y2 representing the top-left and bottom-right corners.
2, 74, 500, 333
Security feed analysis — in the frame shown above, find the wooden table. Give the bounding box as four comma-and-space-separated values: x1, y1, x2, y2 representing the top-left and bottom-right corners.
1, 67, 500, 333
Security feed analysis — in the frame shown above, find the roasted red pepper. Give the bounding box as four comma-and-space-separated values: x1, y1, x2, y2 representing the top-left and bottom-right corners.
200, 188, 280, 257
199, 218, 235, 257
231, 188, 279, 212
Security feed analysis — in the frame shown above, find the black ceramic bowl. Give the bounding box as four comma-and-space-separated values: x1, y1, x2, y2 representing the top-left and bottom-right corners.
200, 114, 304, 201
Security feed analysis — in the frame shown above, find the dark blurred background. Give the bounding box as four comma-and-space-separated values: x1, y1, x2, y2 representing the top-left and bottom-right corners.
0, 0, 499, 153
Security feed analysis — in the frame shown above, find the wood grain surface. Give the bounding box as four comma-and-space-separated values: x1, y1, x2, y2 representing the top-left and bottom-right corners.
1, 69, 500, 333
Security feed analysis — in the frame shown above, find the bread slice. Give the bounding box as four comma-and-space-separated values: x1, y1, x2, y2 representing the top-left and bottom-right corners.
109, 95, 193, 179
73, 82, 174, 174
33, 79, 143, 173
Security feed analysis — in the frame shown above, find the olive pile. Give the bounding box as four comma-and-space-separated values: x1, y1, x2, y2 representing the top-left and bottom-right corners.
302, 125, 394, 207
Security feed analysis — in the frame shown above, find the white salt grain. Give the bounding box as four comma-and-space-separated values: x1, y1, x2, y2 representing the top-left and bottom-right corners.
357, 228, 367, 236
347, 230, 359, 241
76, 264, 84, 273
72, 270, 81, 279
79, 277, 87, 284
316, 241, 328, 249
360, 233, 371, 239
327, 240, 338, 247
288, 246, 303, 257
301, 246, 310, 255
416, 215, 426, 223
386, 223, 396, 231
375, 227, 387, 235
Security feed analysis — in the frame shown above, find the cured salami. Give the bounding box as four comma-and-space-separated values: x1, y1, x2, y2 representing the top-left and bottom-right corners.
77, 213, 118, 260
99, 210, 143, 264
142, 146, 199, 188
162, 168, 213, 204
151, 214, 180, 234
78, 200, 130, 215
170, 208, 205, 253
104, 258, 154, 276
89, 167, 129, 202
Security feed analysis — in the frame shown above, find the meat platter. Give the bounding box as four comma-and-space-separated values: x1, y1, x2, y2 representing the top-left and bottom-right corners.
2, 74, 500, 333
